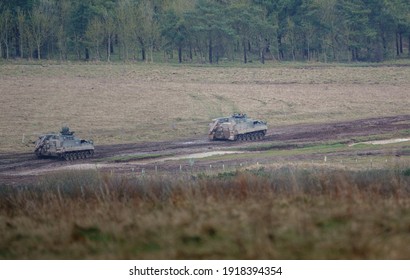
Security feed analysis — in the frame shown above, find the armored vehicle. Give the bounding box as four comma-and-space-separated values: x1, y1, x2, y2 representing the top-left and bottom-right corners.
34, 127, 94, 160
208, 113, 267, 141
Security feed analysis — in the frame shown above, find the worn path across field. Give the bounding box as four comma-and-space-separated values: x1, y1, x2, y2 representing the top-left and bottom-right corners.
0, 115, 409, 185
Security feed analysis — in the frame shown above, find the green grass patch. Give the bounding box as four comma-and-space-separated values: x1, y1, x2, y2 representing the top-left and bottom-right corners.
99, 153, 171, 163
399, 129, 410, 136
196, 142, 349, 162
349, 130, 410, 143
194, 138, 409, 165
240, 140, 348, 152
238, 142, 304, 151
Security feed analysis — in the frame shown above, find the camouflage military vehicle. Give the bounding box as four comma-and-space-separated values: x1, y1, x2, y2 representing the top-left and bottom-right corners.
208, 113, 267, 141
34, 127, 94, 160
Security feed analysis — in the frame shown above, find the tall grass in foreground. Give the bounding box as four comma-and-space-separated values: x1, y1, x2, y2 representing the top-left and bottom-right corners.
0, 166, 409, 259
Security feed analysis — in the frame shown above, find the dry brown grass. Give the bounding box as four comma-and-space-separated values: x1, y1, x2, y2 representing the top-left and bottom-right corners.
2, 62, 409, 260
0, 166, 409, 259
0, 62, 409, 152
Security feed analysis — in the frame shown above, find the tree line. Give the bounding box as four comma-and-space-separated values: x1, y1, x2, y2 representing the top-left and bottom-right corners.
1, 0, 410, 63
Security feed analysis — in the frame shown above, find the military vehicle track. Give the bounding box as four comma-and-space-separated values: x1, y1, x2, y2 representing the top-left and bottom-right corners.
0, 115, 409, 186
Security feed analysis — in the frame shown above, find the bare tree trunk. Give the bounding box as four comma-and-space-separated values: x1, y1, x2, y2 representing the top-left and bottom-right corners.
243, 41, 247, 64
20, 37, 24, 59
141, 48, 146, 61
399, 32, 403, 54
138, 37, 146, 61
17, 9, 25, 59
178, 45, 182, 63
37, 43, 41, 59
28, 41, 33, 60
96, 41, 100, 60
5, 41, 9, 59
208, 37, 213, 64
107, 35, 111, 61
408, 35, 410, 57
85, 48, 89, 60
259, 36, 266, 64
277, 36, 283, 60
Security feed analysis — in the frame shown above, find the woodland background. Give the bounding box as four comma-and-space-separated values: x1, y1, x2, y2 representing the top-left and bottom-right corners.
1, 0, 410, 64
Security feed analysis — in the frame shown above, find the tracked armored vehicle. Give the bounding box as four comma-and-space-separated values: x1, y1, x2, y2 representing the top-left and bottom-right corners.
209, 113, 267, 141
34, 127, 94, 160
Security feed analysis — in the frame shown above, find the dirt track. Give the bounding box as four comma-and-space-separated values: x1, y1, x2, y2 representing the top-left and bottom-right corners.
0, 114, 409, 186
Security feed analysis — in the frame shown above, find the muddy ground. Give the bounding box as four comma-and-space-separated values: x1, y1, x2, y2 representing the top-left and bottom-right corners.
0, 114, 409, 186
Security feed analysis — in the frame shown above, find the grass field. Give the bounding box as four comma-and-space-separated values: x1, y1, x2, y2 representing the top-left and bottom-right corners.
1, 61, 409, 152
0, 61, 410, 259
1, 167, 409, 259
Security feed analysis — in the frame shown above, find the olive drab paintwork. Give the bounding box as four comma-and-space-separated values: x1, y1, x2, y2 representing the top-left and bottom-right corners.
208, 113, 267, 141
34, 127, 94, 160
